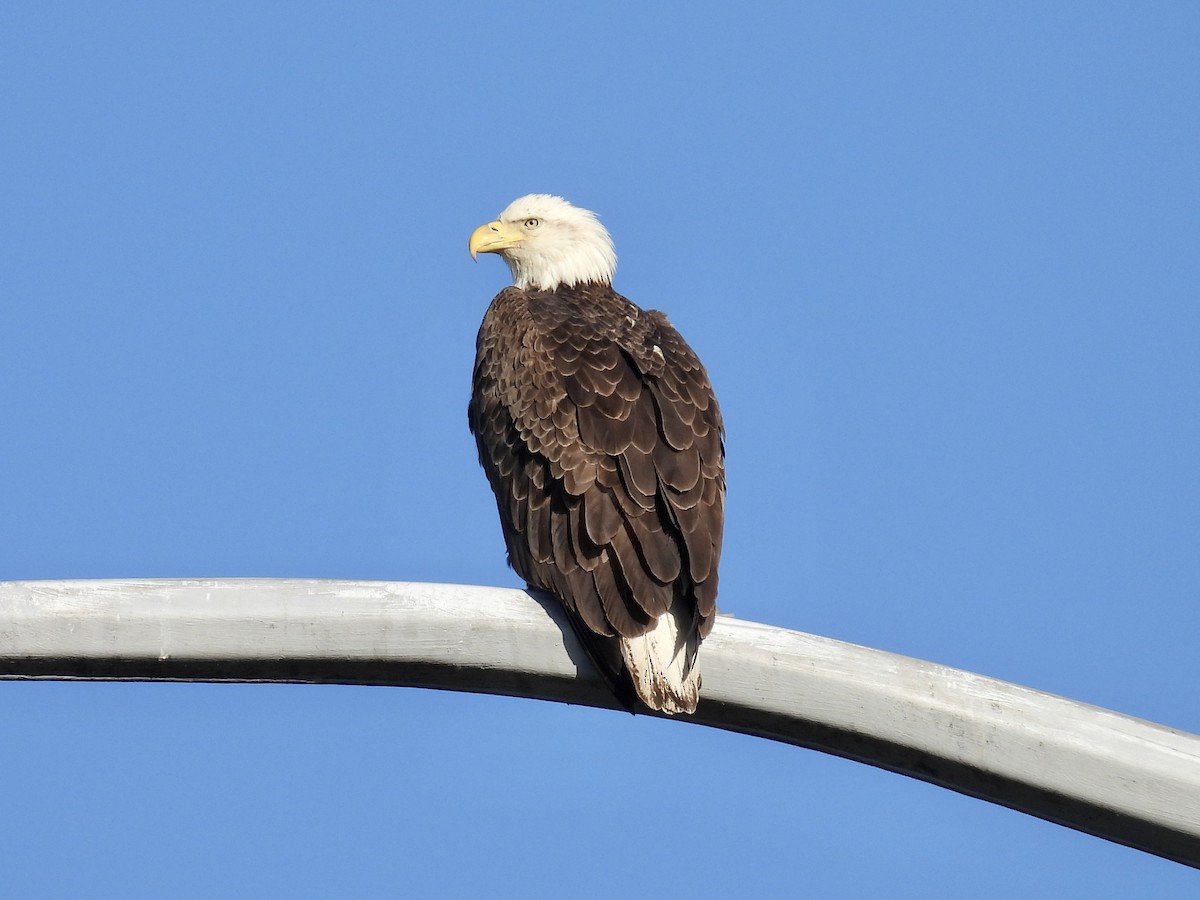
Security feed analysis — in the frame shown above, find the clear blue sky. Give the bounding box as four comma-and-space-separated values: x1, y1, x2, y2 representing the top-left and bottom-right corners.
2, 2, 1198, 896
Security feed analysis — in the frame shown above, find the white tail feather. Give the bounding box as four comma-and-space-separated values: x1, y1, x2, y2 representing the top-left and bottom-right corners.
620, 607, 701, 715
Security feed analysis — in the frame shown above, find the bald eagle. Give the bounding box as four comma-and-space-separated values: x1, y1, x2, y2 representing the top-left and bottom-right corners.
468, 195, 724, 715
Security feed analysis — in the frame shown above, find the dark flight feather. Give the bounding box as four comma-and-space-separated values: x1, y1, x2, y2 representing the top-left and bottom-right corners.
469, 282, 724, 713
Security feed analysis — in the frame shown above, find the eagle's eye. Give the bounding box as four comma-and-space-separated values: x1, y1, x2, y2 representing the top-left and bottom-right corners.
524, 218, 540, 229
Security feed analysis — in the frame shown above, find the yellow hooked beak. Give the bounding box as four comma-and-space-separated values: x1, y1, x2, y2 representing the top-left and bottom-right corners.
469, 220, 524, 260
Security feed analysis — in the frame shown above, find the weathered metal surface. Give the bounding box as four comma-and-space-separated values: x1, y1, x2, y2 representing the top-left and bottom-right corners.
2, 578, 1198, 867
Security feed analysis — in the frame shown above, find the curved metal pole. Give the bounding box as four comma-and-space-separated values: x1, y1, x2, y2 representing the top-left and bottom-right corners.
2, 578, 1198, 866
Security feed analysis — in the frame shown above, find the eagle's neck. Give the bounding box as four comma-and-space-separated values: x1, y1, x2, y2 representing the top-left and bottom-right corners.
506, 240, 616, 292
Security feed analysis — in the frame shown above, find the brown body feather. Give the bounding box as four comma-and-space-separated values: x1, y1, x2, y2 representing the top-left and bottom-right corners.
468, 282, 724, 713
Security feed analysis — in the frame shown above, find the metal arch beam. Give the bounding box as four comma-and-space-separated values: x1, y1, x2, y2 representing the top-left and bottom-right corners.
2, 578, 1198, 867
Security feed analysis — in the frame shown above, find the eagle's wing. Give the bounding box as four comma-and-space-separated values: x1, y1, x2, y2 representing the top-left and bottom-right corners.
470, 285, 724, 708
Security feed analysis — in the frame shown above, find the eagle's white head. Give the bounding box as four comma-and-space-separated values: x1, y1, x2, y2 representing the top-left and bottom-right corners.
469, 194, 617, 291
